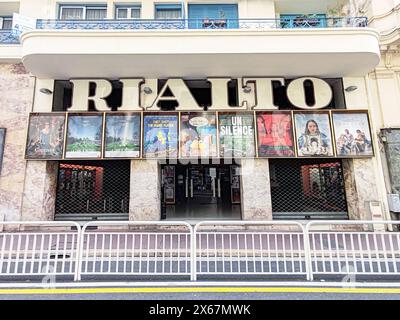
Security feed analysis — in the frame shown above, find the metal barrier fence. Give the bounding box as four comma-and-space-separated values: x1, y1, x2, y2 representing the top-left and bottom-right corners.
0, 221, 81, 280
1, 220, 400, 282
305, 221, 400, 281
193, 221, 308, 281
77, 221, 193, 281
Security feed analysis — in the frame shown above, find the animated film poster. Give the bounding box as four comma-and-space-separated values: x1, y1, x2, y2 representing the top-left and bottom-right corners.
256, 112, 295, 157
332, 111, 373, 157
25, 113, 66, 160
180, 112, 217, 158
294, 112, 333, 157
219, 113, 255, 158
143, 114, 178, 158
65, 114, 103, 159
105, 114, 141, 158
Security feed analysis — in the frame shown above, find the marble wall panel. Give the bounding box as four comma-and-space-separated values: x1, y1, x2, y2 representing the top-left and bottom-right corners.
129, 160, 161, 221
0, 63, 34, 222
240, 159, 272, 220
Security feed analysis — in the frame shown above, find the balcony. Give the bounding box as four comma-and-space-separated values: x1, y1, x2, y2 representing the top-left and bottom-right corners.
20, 17, 380, 79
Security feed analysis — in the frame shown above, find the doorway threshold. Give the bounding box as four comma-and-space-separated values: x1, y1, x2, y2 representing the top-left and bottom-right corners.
165, 217, 242, 225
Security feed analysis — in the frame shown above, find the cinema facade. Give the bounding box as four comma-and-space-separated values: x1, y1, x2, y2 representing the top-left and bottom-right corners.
0, 0, 392, 224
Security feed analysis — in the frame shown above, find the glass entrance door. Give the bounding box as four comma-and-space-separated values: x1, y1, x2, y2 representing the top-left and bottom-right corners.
187, 165, 219, 205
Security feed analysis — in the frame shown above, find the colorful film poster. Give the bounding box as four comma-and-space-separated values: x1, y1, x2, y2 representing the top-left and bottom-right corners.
219, 113, 255, 158
294, 112, 333, 157
104, 114, 141, 158
65, 114, 103, 159
25, 113, 65, 160
143, 114, 178, 158
332, 112, 373, 157
256, 112, 295, 157
180, 112, 217, 158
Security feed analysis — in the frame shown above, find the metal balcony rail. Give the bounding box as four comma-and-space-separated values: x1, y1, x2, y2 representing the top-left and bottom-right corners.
35, 17, 368, 31
0, 30, 19, 44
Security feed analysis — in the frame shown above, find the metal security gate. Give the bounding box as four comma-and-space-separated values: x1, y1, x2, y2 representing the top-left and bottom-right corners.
270, 159, 348, 219
55, 161, 130, 221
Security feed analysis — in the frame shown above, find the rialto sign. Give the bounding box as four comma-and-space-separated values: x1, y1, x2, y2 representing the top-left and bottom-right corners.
68, 77, 334, 112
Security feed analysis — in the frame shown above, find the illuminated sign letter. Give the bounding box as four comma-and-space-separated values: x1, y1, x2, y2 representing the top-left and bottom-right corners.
118, 79, 144, 111
149, 79, 201, 111
69, 79, 112, 111
286, 77, 333, 110
241, 78, 284, 110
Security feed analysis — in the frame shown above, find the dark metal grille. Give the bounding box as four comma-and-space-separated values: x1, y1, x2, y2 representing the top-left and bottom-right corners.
270, 159, 348, 219
55, 161, 130, 220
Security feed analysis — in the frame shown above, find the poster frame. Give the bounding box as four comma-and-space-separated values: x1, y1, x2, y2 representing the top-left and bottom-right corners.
331, 109, 375, 158
255, 110, 296, 158
24, 112, 66, 160
292, 110, 335, 158
64, 112, 104, 160
103, 111, 142, 159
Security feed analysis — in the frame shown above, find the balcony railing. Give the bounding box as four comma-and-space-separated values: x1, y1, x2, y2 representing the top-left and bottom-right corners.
36, 17, 368, 31
0, 30, 19, 44
0, 17, 368, 44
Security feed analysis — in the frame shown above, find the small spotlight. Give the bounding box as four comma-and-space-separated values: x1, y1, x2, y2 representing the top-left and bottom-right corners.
39, 88, 53, 95
345, 86, 358, 92
143, 87, 153, 94
243, 86, 252, 93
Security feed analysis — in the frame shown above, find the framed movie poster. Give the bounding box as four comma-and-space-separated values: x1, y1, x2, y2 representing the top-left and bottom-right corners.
256, 111, 295, 157
143, 114, 178, 158
25, 113, 66, 160
180, 112, 217, 158
104, 113, 141, 158
0, 128, 5, 174
332, 111, 374, 157
294, 112, 334, 157
65, 114, 103, 159
218, 113, 256, 158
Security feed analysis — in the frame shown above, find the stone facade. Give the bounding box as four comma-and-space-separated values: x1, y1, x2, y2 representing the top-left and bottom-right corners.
129, 160, 161, 221
240, 159, 272, 220
0, 63, 34, 222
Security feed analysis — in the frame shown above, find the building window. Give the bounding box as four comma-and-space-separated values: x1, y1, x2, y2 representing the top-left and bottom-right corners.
155, 4, 182, 19
188, 4, 238, 29
0, 17, 12, 29
280, 14, 327, 28
116, 5, 141, 19
59, 5, 107, 20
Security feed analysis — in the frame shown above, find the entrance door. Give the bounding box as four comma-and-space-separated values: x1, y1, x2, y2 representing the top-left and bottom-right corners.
161, 163, 241, 220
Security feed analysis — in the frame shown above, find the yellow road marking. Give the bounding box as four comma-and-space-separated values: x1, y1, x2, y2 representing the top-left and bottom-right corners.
0, 287, 400, 295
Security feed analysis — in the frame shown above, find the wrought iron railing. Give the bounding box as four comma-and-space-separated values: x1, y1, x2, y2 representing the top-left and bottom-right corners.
0, 17, 368, 44
0, 30, 19, 44
36, 17, 368, 31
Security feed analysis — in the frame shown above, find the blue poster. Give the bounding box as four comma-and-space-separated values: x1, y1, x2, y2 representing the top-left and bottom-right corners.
143, 115, 178, 158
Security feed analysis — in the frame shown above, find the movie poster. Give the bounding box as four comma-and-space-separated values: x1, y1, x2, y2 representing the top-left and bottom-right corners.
294, 112, 333, 157
256, 112, 295, 157
143, 114, 178, 158
218, 113, 255, 158
104, 113, 141, 158
65, 114, 103, 158
25, 113, 65, 159
332, 112, 373, 157
180, 113, 217, 158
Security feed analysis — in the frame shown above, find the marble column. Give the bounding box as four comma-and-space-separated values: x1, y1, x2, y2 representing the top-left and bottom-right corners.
129, 160, 161, 221
0, 64, 35, 222
240, 159, 272, 220
342, 159, 380, 220
21, 161, 58, 221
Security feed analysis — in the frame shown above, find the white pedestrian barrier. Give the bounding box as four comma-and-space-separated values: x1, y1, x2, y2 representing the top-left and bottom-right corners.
77, 221, 193, 281
1, 220, 400, 283
0, 221, 81, 281
193, 221, 308, 281
305, 221, 400, 281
